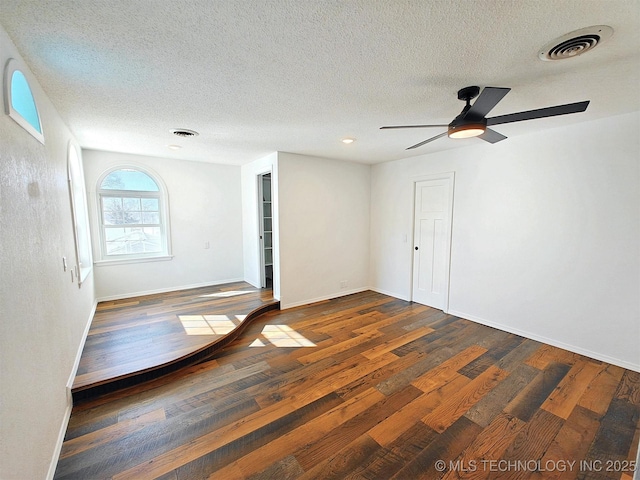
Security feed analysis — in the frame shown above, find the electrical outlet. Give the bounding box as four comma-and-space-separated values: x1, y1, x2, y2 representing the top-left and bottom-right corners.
340, 280, 348, 289
204, 241, 210, 249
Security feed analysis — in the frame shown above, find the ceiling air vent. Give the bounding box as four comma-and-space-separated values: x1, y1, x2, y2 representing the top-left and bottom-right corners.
171, 128, 199, 137
538, 25, 613, 61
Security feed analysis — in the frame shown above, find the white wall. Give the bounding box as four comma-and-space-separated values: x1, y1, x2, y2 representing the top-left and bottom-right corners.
83, 150, 244, 300
278, 152, 370, 308
0, 27, 96, 479
371, 112, 640, 371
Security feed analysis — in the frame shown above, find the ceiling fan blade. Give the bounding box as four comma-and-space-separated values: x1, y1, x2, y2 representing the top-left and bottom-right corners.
465, 87, 511, 119
406, 132, 448, 150
478, 128, 507, 144
487, 100, 590, 126
380, 124, 448, 129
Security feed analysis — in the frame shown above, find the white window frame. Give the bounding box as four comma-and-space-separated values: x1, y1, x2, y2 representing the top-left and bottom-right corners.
67, 142, 93, 285
95, 166, 172, 264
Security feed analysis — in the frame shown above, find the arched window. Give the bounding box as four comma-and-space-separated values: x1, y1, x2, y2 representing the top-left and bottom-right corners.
97, 167, 171, 261
3, 58, 44, 143
68, 143, 92, 285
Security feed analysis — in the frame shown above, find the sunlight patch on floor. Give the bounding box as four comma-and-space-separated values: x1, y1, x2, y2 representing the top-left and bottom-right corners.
178, 314, 239, 335
249, 324, 316, 348
199, 290, 256, 298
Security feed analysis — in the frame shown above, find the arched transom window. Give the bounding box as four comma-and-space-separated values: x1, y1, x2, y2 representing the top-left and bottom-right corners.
4, 58, 44, 143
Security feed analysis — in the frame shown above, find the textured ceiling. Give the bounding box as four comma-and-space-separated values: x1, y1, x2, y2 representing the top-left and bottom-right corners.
1, 0, 639, 165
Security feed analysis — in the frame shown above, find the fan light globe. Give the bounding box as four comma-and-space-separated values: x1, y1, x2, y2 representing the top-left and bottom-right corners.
448, 124, 486, 139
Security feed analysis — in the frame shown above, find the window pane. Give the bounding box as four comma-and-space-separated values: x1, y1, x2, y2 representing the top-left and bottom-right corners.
141, 227, 162, 252
142, 212, 160, 224
104, 227, 127, 255
103, 197, 122, 211
123, 212, 141, 224
104, 227, 162, 255
142, 198, 159, 211
103, 210, 122, 225
102, 197, 122, 225
123, 197, 141, 211
11, 70, 42, 134
101, 169, 159, 191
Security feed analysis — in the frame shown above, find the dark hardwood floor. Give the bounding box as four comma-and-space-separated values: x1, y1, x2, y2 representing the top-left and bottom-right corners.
56, 290, 640, 480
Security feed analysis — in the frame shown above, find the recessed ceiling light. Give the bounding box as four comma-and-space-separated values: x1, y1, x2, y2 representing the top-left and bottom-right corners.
342, 138, 355, 144
167, 144, 182, 150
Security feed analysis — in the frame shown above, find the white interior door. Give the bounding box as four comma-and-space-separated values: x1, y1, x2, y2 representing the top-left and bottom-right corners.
412, 174, 454, 310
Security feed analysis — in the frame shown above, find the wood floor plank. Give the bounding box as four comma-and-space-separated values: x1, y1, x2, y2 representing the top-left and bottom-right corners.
457, 334, 524, 379
369, 374, 470, 446
614, 370, 640, 406
294, 384, 423, 471
59, 408, 166, 459
175, 393, 344, 480
216, 387, 386, 478
296, 328, 383, 365
295, 433, 383, 480
496, 338, 543, 372
411, 344, 487, 393
525, 344, 578, 370
577, 363, 626, 415
360, 325, 434, 360
541, 359, 604, 419
533, 405, 601, 480
353, 421, 439, 479
504, 362, 571, 422
422, 365, 509, 433
246, 455, 305, 480
442, 413, 526, 479
581, 397, 640, 480
464, 363, 539, 428
497, 408, 565, 480
391, 416, 483, 480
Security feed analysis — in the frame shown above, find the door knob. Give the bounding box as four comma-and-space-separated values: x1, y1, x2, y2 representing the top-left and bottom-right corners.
415, 246, 419, 250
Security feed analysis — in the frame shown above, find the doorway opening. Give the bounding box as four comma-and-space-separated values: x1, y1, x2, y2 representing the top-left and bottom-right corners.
258, 173, 273, 288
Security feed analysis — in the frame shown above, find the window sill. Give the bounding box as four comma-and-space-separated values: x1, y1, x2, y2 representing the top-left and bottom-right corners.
94, 255, 174, 267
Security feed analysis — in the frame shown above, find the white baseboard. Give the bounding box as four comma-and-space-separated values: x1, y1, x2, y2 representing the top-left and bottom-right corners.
96, 277, 246, 302
448, 309, 640, 373
67, 300, 98, 389
368, 286, 411, 302
47, 395, 73, 480
280, 287, 370, 310
48, 299, 98, 480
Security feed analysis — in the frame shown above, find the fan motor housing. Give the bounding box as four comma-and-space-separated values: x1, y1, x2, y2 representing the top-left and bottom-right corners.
457, 86, 480, 102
